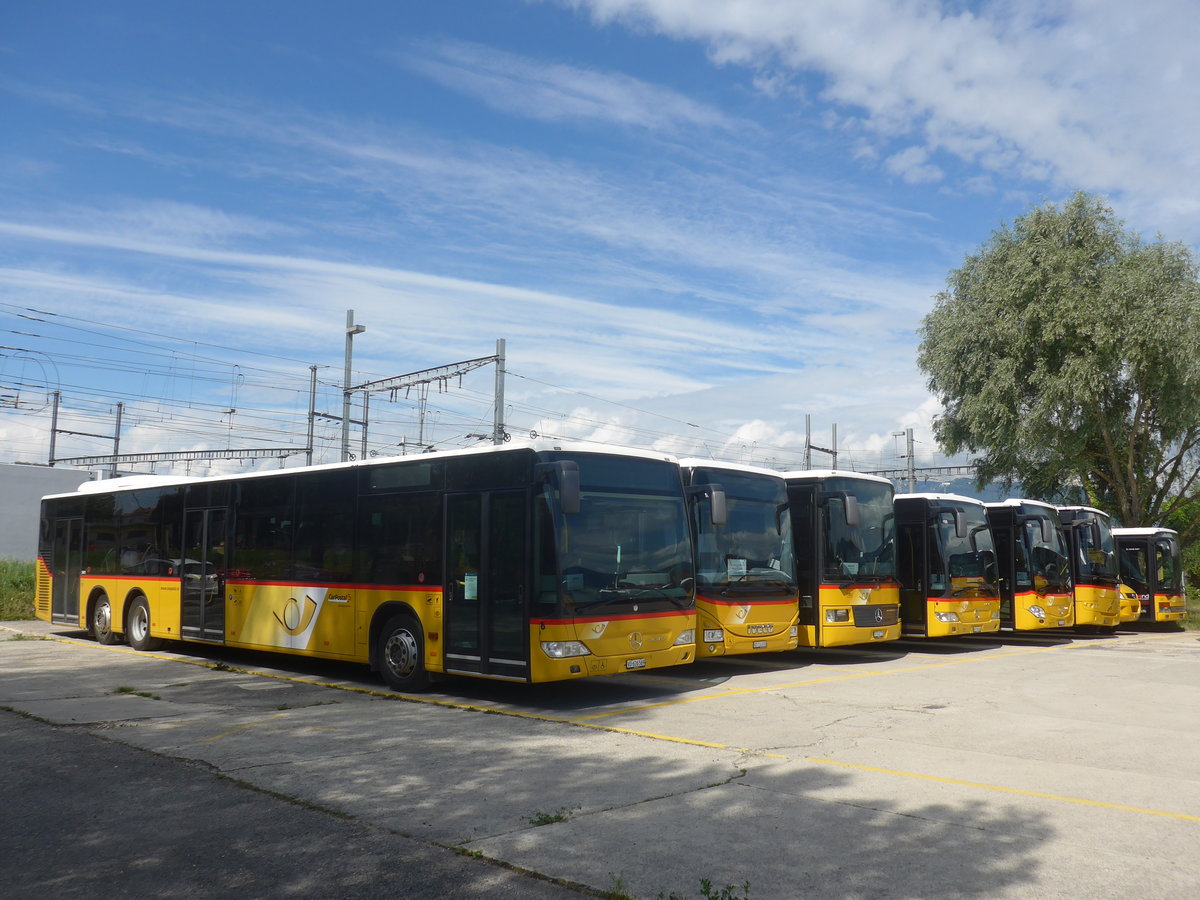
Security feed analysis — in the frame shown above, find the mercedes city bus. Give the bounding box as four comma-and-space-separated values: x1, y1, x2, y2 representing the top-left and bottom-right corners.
36, 441, 699, 690
780, 471, 901, 647
984, 500, 1074, 630
679, 460, 799, 657
1058, 506, 1121, 632
894, 493, 1001, 637
1113, 527, 1188, 625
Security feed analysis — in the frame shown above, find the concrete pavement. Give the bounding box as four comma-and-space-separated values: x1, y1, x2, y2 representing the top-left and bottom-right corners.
3, 620, 1198, 898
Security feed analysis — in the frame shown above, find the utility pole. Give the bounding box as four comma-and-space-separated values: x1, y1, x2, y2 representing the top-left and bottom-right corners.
492, 338, 506, 444
341, 309, 366, 462
306, 365, 317, 466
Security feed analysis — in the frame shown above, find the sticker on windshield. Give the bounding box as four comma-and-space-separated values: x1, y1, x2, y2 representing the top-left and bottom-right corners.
727, 558, 748, 577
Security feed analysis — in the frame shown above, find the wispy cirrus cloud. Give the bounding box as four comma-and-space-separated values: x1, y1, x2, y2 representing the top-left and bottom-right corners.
393, 38, 741, 133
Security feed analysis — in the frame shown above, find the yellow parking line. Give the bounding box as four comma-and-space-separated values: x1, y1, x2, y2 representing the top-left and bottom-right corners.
569, 647, 1053, 722
807, 757, 1200, 823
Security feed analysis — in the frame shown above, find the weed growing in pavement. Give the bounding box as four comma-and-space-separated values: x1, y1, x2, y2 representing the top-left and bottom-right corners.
525, 805, 579, 826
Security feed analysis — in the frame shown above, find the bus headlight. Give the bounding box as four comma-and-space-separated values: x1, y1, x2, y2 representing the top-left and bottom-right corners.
826, 609, 850, 623
789, 625, 799, 637
674, 629, 695, 646
934, 612, 961, 623
541, 640, 591, 659
703, 629, 724, 643
1028, 605, 1046, 619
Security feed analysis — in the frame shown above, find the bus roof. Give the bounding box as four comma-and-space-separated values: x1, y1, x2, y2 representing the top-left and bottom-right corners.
678, 458, 785, 479
776, 469, 894, 486
985, 498, 1057, 512
895, 492, 986, 508
1112, 527, 1179, 538
40, 438, 681, 501
1057, 505, 1109, 519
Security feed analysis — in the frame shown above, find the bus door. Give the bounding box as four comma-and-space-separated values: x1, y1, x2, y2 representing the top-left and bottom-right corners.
181, 507, 228, 642
444, 489, 529, 681
51, 516, 84, 624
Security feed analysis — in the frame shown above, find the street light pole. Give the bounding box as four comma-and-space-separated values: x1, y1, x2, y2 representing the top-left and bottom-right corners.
342, 309, 366, 462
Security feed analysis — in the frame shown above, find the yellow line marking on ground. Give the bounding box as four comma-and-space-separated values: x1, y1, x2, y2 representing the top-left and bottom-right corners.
17, 624, 1197, 821
201, 712, 289, 743
569, 646, 1054, 721
806, 757, 1200, 823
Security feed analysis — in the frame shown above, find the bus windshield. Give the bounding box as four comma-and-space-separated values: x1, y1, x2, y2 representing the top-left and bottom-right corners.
927, 506, 999, 599
1156, 539, 1183, 593
821, 477, 896, 583
692, 471, 795, 594
546, 470, 693, 614
1075, 517, 1118, 583
1016, 515, 1071, 593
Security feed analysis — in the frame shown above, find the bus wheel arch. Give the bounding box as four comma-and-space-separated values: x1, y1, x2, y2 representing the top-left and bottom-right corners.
125, 593, 163, 652
376, 610, 430, 692
90, 590, 118, 645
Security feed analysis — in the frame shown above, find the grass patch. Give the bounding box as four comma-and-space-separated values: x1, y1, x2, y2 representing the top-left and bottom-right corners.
1184, 591, 1199, 631
525, 805, 578, 826
0, 560, 36, 621
115, 686, 162, 701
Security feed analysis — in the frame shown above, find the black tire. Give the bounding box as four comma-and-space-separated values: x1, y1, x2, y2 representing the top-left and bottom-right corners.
126, 595, 163, 651
378, 613, 430, 692
93, 594, 118, 645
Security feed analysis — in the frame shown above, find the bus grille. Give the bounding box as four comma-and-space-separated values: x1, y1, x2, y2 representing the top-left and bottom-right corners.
852, 604, 899, 627
35, 563, 52, 614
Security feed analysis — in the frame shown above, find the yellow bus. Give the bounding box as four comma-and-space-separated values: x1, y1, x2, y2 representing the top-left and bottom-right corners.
1113, 527, 1188, 625
1058, 506, 1121, 632
680, 460, 798, 657
36, 441, 699, 690
984, 500, 1074, 630
1117, 583, 1144, 623
894, 493, 1001, 637
779, 471, 901, 647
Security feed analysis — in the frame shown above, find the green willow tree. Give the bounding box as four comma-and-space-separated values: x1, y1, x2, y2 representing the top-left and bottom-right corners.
918, 192, 1200, 536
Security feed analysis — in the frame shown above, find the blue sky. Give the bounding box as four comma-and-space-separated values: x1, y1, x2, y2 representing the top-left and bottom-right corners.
3, 1, 1198, 476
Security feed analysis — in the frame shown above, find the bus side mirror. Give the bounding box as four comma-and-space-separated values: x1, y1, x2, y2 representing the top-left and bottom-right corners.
844, 495, 860, 527
537, 461, 580, 514
955, 510, 967, 540
685, 483, 727, 526
1042, 519, 1054, 544
709, 485, 727, 527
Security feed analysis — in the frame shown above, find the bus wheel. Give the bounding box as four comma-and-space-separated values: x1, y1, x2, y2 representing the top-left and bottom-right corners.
126, 596, 163, 651
93, 594, 118, 645
378, 614, 430, 692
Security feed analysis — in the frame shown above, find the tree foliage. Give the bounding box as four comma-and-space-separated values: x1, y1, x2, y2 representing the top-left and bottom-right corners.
918, 192, 1200, 537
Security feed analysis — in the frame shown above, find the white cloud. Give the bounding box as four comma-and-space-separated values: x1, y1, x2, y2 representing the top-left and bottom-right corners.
395, 38, 740, 132
566, 0, 1200, 238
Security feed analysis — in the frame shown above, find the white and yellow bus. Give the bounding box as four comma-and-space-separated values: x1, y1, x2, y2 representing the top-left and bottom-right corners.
36, 441, 699, 690
679, 460, 798, 657
779, 471, 901, 647
1058, 506, 1121, 632
894, 493, 1001, 637
984, 500, 1074, 630
1113, 527, 1188, 625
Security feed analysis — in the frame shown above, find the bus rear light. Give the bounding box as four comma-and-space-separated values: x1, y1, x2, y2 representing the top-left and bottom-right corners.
541, 640, 591, 659
826, 609, 850, 623
674, 629, 695, 646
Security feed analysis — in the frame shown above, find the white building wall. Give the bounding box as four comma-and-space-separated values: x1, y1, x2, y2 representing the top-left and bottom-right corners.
0, 464, 95, 560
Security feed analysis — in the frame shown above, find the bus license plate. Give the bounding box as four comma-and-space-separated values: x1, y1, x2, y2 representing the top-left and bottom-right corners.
625, 658, 646, 670
873, 630, 885, 639
973, 625, 982, 633
753, 640, 767, 649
